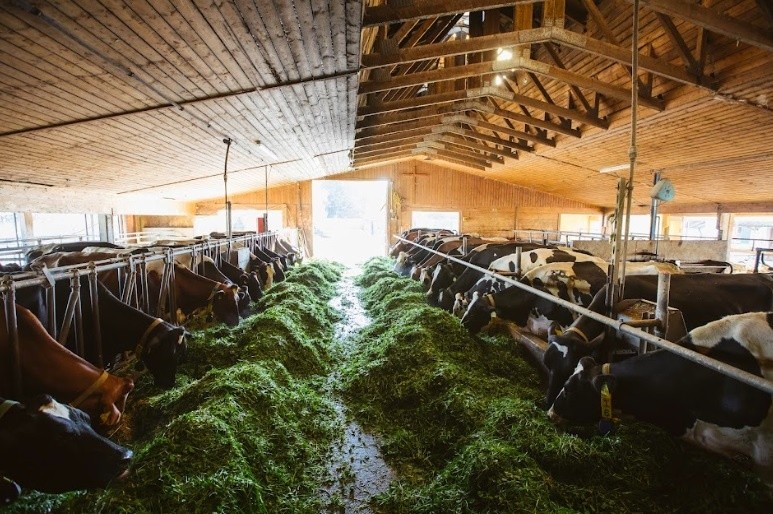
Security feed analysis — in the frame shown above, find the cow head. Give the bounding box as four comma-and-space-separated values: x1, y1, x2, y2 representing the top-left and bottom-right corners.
138, 324, 187, 389
437, 287, 457, 312
74, 372, 134, 427
547, 356, 614, 425
272, 260, 286, 283
426, 264, 453, 306
240, 272, 263, 301
236, 288, 252, 317
544, 323, 600, 406
212, 284, 241, 327
0, 395, 132, 493
461, 294, 496, 334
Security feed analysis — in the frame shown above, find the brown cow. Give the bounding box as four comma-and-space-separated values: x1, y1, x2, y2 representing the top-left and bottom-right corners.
1, 305, 133, 427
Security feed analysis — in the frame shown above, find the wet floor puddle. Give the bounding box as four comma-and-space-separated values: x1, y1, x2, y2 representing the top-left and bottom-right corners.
321, 266, 394, 513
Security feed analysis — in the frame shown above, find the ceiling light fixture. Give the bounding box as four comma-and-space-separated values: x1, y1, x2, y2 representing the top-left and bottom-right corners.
496, 48, 513, 61
254, 139, 278, 161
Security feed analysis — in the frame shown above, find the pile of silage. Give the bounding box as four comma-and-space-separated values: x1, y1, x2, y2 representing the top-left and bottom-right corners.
7, 260, 344, 514
343, 257, 773, 514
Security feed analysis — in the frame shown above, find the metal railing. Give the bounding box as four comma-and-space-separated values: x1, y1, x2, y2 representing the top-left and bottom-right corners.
1, 231, 286, 397
0, 234, 94, 265
395, 235, 773, 395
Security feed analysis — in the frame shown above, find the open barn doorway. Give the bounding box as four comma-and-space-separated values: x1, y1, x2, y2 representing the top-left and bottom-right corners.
312, 180, 388, 264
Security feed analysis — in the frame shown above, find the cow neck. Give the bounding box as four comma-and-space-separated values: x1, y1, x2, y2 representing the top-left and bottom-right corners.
135, 318, 165, 359
70, 370, 109, 409
0, 399, 19, 421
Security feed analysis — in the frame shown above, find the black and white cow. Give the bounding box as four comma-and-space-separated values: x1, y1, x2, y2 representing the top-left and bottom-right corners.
543, 273, 773, 406
0, 395, 132, 494
461, 260, 609, 336
547, 312, 772, 482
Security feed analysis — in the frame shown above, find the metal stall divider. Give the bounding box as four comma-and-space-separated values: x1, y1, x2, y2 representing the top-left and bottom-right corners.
87, 262, 103, 368
2, 275, 22, 398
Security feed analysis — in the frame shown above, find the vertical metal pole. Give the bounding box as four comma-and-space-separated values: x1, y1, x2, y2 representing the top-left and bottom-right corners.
223, 138, 232, 239
45, 283, 56, 339
649, 171, 661, 240
3, 277, 22, 398
461, 235, 468, 256
617, 0, 641, 300
140, 255, 150, 314
73, 272, 84, 357
87, 263, 103, 367
515, 246, 523, 278
167, 249, 178, 325
655, 272, 671, 340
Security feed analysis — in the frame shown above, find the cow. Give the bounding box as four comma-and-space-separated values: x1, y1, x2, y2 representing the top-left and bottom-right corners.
0, 394, 132, 494
543, 273, 773, 406
1, 304, 133, 427
196, 256, 252, 317
547, 312, 773, 483
150, 264, 241, 327
25, 241, 125, 264
434, 242, 546, 310
217, 257, 263, 302
461, 260, 609, 336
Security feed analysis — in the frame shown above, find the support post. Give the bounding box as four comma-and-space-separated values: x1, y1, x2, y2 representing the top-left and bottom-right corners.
3, 276, 22, 398
515, 246, 523, 278
87, 263, 103, 367
655, 271, 671, 340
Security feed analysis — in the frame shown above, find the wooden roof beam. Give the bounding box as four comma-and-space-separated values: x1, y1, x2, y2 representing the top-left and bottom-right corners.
361, 26, 703, 88
358, 87, 606, 130
354, 143, 420, 159
363, 0, 543, 27
354, 136, 427, 154
437, 125, 532, 152
355, 150, 418, 165
418, 143, 494, 167
421, 140, 504, 165
626, 0, 773, 53
471, 116, 557, 147
355, 127, 434, 147
356, 116, 442, 139
359, 55, 664, 110
439, 139, 510, 162
429, 133, 520, 159
418, 149, 489, 171
655, 12, 700, 73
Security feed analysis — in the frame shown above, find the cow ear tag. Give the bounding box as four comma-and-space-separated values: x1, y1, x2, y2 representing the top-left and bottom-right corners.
598, 382, 615, 436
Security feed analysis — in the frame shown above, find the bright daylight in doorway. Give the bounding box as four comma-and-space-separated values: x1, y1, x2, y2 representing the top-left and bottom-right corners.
312, 180, 388, 264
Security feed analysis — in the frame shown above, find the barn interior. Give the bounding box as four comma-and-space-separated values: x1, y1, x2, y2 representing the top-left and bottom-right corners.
1, 1, 772, 512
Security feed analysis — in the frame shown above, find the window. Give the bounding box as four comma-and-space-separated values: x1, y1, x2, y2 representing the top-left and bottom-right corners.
30, 213, 99, 239
680, 216, 719, 240
559, 214, 603, 234
411, 211, 459, 232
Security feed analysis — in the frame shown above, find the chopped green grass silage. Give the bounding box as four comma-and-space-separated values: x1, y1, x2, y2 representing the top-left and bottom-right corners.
344, 257, 773, 514
7, 260, 344, 514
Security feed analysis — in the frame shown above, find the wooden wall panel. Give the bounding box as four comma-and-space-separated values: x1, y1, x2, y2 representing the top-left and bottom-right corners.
195, 160, 600, 253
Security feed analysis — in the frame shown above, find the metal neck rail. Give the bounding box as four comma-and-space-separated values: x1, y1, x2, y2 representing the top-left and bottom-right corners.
394, 235, 773, 395
1, 231, 282, 398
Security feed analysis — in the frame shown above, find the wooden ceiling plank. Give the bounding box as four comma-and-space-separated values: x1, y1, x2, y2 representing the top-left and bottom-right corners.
363, 0, 541, 27
627, 0, 773, 53
755, 0, 773, 24
354, 143, 419, 159
655, 12, 700, 73
356, 116, 441, 139
355, 150, 417, 164
581, 0, 619, 44
354, 136, 426, 153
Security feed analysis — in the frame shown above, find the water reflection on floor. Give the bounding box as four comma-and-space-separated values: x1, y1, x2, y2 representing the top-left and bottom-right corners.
321, 266, 394, 514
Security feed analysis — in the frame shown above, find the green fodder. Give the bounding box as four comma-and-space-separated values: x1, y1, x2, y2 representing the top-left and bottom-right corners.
6, 261, 343, 514
282, 260, 343, 299
348, 260, 773, 514
357, 257, 397, 289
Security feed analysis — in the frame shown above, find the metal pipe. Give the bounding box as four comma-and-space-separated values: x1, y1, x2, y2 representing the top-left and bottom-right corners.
649, 171, 661, 239
393, 235, 773, 394
655, 271, 671, 339
515, 246, 522, 278
167, 250, 178, 325
87, 263, 103, 367
140, 256, 150, 315
3, 277, 22, 398
45, 283, 56, 339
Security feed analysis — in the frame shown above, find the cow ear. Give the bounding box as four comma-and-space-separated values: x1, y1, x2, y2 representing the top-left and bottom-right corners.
229, 284, 239, 292
592, 374, 617, 394
547, 322, 562, 339
578, 356, 596, 370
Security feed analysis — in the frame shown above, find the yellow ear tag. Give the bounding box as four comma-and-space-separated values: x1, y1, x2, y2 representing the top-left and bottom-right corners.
100, 411, 111, 425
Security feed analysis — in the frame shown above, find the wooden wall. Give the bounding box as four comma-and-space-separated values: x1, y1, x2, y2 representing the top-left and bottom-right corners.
193, 159, 600, 254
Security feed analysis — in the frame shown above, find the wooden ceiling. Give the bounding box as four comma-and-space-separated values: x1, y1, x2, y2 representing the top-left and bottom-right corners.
0, 1, 770, 213
355, 0, 773, 211
0, 0, 361, 204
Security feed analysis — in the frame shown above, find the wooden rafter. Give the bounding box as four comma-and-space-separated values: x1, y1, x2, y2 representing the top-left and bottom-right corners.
472, 116, 557, 147
419, 142, 494, 167
361, 26, 703, 87
489, 100, 581, 137
359, 57, 664, 110
353, 136, 426, 154
355, 127, 434, 147
626, 0, 773, 52
428, 133, 520, 159
756, 0, 773, 25
655, 12, 700, 73
543, 42, 594, 113
419, 149, 489, 171
363, 0, 542, 27
439, 139, 508, 162
354, 143, 418, 159
440, 124, 532, 152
